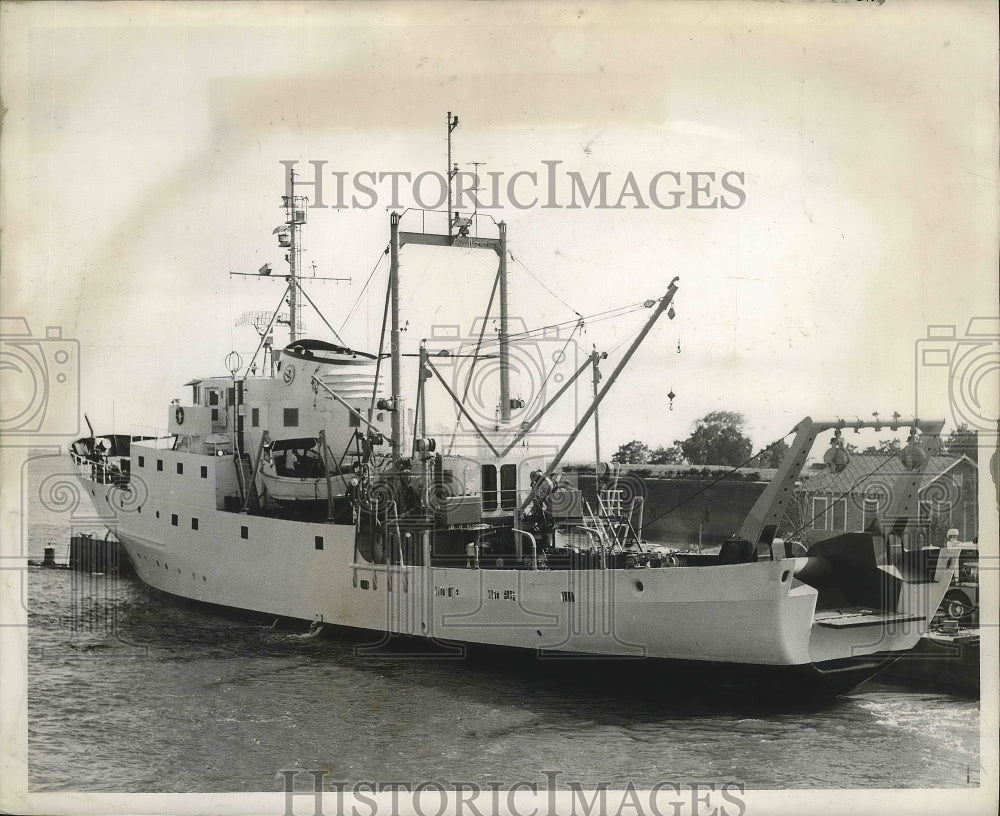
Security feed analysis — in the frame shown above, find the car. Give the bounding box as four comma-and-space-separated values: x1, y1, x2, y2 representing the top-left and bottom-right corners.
940, 543, 979, 623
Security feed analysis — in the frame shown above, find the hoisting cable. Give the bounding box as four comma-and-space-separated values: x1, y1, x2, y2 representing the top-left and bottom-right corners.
339, 246, 389, 333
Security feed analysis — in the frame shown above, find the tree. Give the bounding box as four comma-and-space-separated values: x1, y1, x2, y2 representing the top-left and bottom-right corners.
649, 445, 686, 465
943, 423, 978, 462
678, 411, 753, 467
861, 439, 901, 456
755, 438, 790, 468
844, 438, 901, 456
611, 440, 651, 464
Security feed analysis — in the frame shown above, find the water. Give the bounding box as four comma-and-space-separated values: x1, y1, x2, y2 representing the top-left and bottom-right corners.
25, 456, 980, 792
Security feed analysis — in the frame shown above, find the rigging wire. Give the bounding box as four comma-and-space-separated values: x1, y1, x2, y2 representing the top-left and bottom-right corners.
445, 268, 502, 452
437, 299, 653, 357
519, 318, 585, 419
509, 252, 582, 319
339, 246, 389, 333
604, 331, 636, 359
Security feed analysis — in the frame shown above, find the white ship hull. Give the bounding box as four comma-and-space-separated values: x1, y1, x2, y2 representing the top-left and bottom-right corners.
80, 464, 959, 693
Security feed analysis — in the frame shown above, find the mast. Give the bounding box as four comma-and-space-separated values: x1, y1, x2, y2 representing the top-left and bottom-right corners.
394, 113, 511, 440
283, 168, 305, 343
498, 221, 511, 423
447, 111, 459, 237
389, 212, 403, 464
591, 348, 605, 475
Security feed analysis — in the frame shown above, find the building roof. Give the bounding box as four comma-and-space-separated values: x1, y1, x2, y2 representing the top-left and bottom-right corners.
798, 453, 973, 495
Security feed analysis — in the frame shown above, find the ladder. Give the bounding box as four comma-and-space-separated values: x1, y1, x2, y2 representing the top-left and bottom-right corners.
234, 452, 260, 511
599, 488, 624, 517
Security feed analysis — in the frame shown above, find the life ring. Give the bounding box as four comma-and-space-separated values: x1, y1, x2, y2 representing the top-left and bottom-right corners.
175, 406, 185, 425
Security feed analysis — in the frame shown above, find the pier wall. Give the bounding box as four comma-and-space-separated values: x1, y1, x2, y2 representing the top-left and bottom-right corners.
573, 474, 768, 549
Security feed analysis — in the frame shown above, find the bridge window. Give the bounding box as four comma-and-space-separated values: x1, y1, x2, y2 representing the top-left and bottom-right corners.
191, 518, 199, 531
201, 466, 208, 478
284, 408, 299, 427
171, 514, 178, 526
137, 456, 144, 468
481, 465, 498, 511
240, 525, 249, 540
157, 459, 163, 472
176, 462, 183, 475
209, 391, 219, 406
500, 464, 517, 510
315, 536, 324, 550
251, 408, 259, 428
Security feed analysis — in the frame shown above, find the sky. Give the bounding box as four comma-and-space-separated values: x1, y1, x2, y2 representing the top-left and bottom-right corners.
2, 0, 998, 461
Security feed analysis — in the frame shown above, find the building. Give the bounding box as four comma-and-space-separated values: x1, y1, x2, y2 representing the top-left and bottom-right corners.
794, 453, 978, 546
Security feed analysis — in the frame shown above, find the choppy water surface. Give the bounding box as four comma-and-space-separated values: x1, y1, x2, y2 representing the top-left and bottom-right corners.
24, 458, 980, 792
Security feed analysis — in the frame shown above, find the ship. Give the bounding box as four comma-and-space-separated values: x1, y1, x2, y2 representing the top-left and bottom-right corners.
70, 117, 961, 696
